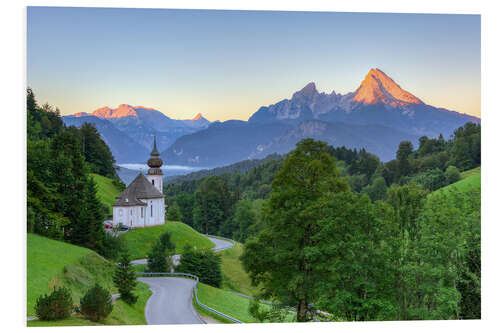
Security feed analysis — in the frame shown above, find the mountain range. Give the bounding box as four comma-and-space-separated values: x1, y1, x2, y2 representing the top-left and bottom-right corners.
162, 68, 479, 165
62, 104, 210, 163
63, 68, 480, 168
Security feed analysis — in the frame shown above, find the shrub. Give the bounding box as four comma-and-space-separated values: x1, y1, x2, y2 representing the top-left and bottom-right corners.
79, 283, 113, 322
445, 165, 461, 184
35, 286, 73, 321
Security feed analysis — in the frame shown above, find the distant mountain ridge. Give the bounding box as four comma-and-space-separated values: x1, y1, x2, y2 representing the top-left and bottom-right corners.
163, 68, 480, 166
63, 104, 211, 163
64, 68, 480, 167
249, 68, 479, 138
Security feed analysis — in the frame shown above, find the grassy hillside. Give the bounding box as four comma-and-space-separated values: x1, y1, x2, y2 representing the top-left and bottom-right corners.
197, 282, 294, 323
27, 233, 108, 316
27, 283, 150, 326
91, 173, 121, 215
121, 222, 214, 260
460, 166, 481, 179
431, 172, 481, 198
219, 242, 261, 296
27, 233, 150, 325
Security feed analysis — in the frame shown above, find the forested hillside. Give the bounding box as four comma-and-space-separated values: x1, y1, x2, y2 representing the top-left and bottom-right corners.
27, 88, 124, 258
162, 119, 481, 322
241, 139, 480, 321
164, 122, 480, 242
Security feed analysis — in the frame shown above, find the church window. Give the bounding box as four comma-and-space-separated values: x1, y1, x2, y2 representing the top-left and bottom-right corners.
152, 179, 155, 186
151, 202, 153, 217
141, 207, 144, 217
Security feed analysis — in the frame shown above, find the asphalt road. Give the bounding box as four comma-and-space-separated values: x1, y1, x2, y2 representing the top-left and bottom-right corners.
138, 277, 204, 325
130, 236, 234, 266
136, 235, 235, 325
207, 236, 234, 252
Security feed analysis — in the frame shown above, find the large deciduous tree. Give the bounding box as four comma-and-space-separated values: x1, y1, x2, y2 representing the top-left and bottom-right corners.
241, 138, 348, 322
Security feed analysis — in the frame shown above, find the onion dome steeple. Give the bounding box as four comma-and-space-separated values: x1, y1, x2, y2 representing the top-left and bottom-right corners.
147, 135, 163, 174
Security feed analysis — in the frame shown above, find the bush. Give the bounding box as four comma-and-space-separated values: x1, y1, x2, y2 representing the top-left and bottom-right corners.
177, 245, 222, 287
445, 165, 461, 184
35, 286, 73, 321
79, 283, 113, 322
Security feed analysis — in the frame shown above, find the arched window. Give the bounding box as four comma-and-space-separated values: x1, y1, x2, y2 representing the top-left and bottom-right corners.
152, 179, 155, 186
151, 202, 153, 217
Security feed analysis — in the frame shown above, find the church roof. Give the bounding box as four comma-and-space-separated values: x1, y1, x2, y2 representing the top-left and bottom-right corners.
113, 173, 164, 207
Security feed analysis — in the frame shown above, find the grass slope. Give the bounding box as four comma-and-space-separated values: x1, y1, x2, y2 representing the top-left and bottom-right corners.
219, 242, 261, 296
197, 283, 294, 323
27, 233, 150, 325
27, 233, 108, 316
27, 283, 151, 326
121, 222, 214, 260
431, 172, 481, 198
91, 173, 121, 215
460, 166, 481, 179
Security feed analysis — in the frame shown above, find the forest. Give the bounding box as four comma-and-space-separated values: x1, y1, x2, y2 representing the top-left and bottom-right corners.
27, 88, 125, 259
164, 123, 480, 321
164, 121, 480, 242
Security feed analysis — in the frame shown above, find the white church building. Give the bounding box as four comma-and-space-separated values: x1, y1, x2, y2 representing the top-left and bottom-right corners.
112, 136, 165, 228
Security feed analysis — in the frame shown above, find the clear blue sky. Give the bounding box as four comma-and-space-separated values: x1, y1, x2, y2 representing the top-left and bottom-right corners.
27, 7, 480, 120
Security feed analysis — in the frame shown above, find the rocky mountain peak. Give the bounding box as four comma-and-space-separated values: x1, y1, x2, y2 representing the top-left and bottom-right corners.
192, 113, 204, 121
353, 68, 423, 106
91, 104, 138, 118
293, 82, 319, 100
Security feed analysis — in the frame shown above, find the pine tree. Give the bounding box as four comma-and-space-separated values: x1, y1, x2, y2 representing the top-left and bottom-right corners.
113, 252, 138, 304
159, 231, 175, 253
85, 176, 106, 253
146, 241, 169, 272
79, 283, 113, 322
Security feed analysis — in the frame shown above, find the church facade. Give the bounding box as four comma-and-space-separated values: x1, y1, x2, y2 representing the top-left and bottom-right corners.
112, 137, 166, 228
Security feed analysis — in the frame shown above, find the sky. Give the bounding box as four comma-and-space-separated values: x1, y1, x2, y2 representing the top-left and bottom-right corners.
27, 7, 481, 121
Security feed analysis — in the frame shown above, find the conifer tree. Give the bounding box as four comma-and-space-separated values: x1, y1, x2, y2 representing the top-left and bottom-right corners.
79, 283, 113, 322
146, 241, 169, 272
84, 176, 106, 253
113, 251, 138, 304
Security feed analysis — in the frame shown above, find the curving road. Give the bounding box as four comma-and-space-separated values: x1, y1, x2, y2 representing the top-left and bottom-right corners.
138, 277, 204, 325
208, 236, 234, 252
131, 236, 233, 266
138, 236, 235, 325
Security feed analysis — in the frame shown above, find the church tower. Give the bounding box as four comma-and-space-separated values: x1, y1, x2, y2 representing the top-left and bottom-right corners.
146, 135, 163, 193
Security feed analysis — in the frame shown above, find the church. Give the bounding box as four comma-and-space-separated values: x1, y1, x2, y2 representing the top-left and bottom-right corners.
112, 136, 165, 228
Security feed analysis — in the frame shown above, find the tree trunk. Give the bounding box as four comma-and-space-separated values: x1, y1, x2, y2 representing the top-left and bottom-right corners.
297, 299, 308, 322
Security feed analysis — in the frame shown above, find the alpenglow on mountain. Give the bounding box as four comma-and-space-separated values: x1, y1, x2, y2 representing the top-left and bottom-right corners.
64, 68, 479, 167
62, 104, 211, 163
249, 68, 478, 137
163, 68, 480, 166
